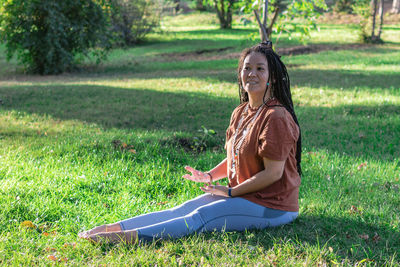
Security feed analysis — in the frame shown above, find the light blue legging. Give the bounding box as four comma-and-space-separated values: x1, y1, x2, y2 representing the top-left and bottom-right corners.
119, 194, 298, 242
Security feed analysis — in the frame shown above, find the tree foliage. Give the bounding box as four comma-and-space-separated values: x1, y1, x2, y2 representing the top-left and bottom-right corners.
106, 0, 162, 46
239, 0, 327, 44
0, 0, 110, 74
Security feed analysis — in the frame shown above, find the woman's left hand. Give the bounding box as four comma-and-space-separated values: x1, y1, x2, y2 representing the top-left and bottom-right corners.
200, 183, 229, 197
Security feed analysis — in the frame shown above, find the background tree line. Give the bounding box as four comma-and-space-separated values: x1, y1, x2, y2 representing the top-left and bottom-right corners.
0, 0, 397, 75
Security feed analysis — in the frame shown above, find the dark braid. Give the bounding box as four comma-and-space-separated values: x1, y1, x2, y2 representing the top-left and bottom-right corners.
237, 42, 302, 175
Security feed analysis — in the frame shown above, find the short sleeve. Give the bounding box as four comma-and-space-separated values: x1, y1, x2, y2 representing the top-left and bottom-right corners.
258, 110, 299, 161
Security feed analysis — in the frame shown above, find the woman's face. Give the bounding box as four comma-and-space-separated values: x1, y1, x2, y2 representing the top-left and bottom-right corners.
241, 52, 269, 98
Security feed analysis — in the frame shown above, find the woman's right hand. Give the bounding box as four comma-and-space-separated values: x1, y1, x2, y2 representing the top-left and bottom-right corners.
182, 166, 212, 183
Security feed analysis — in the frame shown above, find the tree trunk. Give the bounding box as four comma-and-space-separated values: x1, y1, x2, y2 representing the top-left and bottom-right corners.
377, 0, 384, 39
391, 0, 400, 13
263, 0, 268, 31
196, 0, 205, 11
213, 0, 233, 29
226, 0, 234, 29
371, 0, 378, 38
173, 0, 180, 14
214, 0, 224, 27
267, 7, 279, 38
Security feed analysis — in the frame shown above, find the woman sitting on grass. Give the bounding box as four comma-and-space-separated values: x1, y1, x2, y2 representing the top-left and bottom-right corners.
79, 41, 302, 244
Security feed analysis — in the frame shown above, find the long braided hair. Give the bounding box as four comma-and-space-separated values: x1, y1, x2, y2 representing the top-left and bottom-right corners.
237, 42, 302, 175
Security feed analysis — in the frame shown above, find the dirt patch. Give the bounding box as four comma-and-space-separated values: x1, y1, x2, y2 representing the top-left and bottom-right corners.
159, 43, 375, 62
159, 46, 235, 62
277, 43, 373, 56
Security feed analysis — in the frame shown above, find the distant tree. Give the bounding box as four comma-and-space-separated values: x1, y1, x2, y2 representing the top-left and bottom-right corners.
239, 0, 328, 44
195, 0, 207, 10
0, 0, 110, 74
333, 0, 354, 13
352, 0, 385, 43
206, 0, 236, 29
106, 0, 161, 46
391, 0, 400, 13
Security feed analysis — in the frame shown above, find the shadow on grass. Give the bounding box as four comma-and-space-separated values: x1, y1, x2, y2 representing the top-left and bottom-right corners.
247, 214, 399, 263
70, 45, 400, 91
0, 84, 237, 133
1, 84, 399, 161
290, 69, 400, 90
119, 214, 399, 264
61, 64, 400, 92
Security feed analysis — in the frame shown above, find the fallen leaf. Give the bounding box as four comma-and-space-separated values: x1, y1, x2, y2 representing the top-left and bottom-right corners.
328, 246, 333, 253
349, 205, 362, 215
372, 233, 380, 243
48, 255, 57, 261
20, 221, 35, 228
359, 234, 369, 240
128, 149, 136, 154
42, 232, 50, 236
357, 162, 367, 170
45, 247, 57, 252
358, 133, 365, 139
63, 242, 76, 249
122, 143, 128, 148
157, 201, 168, 206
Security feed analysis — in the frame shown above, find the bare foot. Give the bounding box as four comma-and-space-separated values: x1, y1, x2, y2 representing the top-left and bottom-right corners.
87, 230, 137, 244
79, 223, 122, 239
78, 225, 107, 239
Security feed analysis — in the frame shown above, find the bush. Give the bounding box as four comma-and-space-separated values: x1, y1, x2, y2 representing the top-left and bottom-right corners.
0, 0, 110, 74
333, 0, 354, 13
352, 0, 384, 43
107, 0, 162, 46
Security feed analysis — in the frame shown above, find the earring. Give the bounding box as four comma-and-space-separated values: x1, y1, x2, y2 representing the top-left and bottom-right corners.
266, 82, 270, 86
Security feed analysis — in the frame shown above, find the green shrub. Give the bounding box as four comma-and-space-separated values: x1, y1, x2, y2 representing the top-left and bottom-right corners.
333, 0, 354, 13
351, 0, 384, 43
107, 0, 162, 46
0, 0, 110, 74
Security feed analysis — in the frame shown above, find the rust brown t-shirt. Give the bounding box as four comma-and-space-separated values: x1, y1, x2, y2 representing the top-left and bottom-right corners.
225, 99, 300, 212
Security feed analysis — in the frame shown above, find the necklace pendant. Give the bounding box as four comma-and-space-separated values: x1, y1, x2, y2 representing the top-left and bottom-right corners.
230, 167, 236, 178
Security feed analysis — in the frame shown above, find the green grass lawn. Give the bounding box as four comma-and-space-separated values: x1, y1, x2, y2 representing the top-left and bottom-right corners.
0, 12, 399, 265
